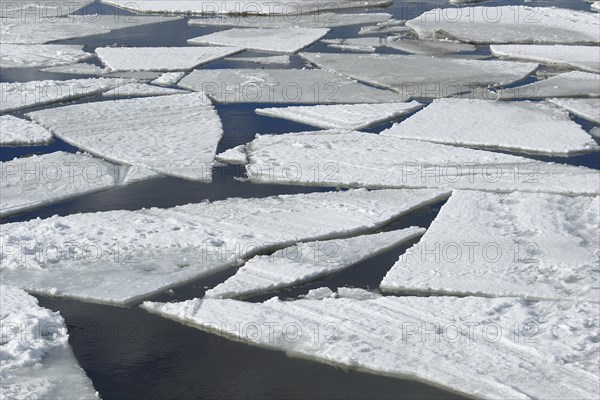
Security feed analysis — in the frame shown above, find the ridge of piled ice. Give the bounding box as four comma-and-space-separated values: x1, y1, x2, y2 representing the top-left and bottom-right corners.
102, 83, 188, 98
150, 72, 186, 86
548, 98, 600, 124
189, 13, 391, 28
384, 39, 475, 55
0, 115, 53, 146
497, 71, 600, 99
0, 44, 92, 69
491, 44, 600, 73
358, 19, 408, 35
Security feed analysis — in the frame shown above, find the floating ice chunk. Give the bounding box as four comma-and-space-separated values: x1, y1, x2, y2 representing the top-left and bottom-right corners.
407, 6, 600, 44
205, 228, 425, 299
322, 37, 385, 52
381, 190, 600, 302
301, 287, 334, 299
498, 71, 600, 99
300, 53, 537, 99
150, 71, 186, 86
228, 55, 290, 65
491, 45, 600, 73
592, 127, 600, 138
255, 102, 423, 130
358, 18, 408, 35
381, 99, 599, 156
0, 188, 448, 304
0, 115, 53, 146
189, 27, 328, 53
178, 69, 403, 103
594, 2, 600, 12
0, 285, 99, 399
385, 39, 475, 55
215, 145, 248, 165
336, 287, 381, 299
549, 98, 600, 124
95, 46, 242, 72
189, 13, 391, 28
102, 83, 188, 98
240, 130, 600, 195
27, 93, 222, 181
0, 44, 92, 69
0, 78, 130, 113
142, 296, 600, 400
40, 63, 104, 75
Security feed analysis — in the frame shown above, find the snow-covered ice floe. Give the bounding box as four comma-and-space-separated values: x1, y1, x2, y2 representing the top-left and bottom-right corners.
0, 115, 53, 146
384, 39, 475, 55
39, 63, 105, 75
237, 130, 600, 195
189, 13, 391, 28
300, 53, 537, 99
322, 37, 385, 52
102, 83, 188, 98
205, 228, 425, 299
490, 45, 600, 73
498, 71, 600, 99
150, 71, 187, 86
0, 0, 93, 17
0, 44, 92, 69
358, 19, 408, 35
227, 55, 290, 65
178, 69, 403, 103
381, 190, 600, 302
95, 46, 242, 72
27, 93, 221, 181
189, 27, 328, 53
380, 99, 599, 156
406, 6, 600, 44
142, 295, 600, 400
0, 285, 99, 399
215, 145, 248, 164
255, 102, 423, 130
549, 98, 600, 124
0, 188, 449, 305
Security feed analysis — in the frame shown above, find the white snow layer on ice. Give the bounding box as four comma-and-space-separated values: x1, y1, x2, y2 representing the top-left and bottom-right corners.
0, 115, 53, 146
380, 99, 599, 156
384, 39, 475, 55
228, 55, 291, 65
0, 44, 92, 69
300, 53, 537, 99
204, 228, 425, 299
27, 93, 222, 181
188, 13, 391, 28
497, 71, 600, 99
239, 130, 600, 195
39, 63, 105, 75
178, 69, 403, 103
215, 145, 248, 164
490, 45, 600, 73
381, 190, 600, 302
0, 285, 99, 399
150, 72, 187, 86
406, 6, 600, 44
549, 98, 600, 124
255, 102, 423, 130
141, 295, 600, 400
0, 188, 449, 304
189, 27, 329, 53
102, 83, 188, 98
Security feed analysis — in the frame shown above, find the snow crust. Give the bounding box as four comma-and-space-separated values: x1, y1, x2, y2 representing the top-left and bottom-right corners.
0, 115, 53, 146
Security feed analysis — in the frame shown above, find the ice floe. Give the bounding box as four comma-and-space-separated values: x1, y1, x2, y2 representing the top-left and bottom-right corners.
322, 37, 385, 52
39, 63, 104, 75
498, 71, 600, 99
381, 190, 600, 302
178, 69, 403, 103
380, 99, 599, 156
96, 46, 242, 72
301, 287, 334, 299
549, 98, 600, 124
238, 130, 600, 195
384, 39, 475, 55
228, 55, 291, 65
204, 228, 425, 299
189, 13, 391, 28
142, 295, 600, 400
0, 44, 92, 69
189, 27, 328, 53
0, 188, 448, 304
102, 83, 188, 98
594, 2, 600, 12
150, 71, 187, 86
358, 19, 408, 35
490, 45, 600, 73
215, 145, 248, 165
406, 6, 600, 44
255, 102, 423, 130
0, 115, 53, 146
0, 285, 99, 399
27, 93, 221, 181
300, 53, 537, 99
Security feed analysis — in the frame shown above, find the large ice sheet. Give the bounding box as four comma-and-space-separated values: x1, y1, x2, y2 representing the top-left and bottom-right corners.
189, 13, 391, 28
27, 93, 222, 181
96, 46, 242, 72
385, 39, 475, 55
142, 295, 600, 400
205, 228, 425, 299
102, 83, 188, 98
0, 78, 130, 113
0, 44, 92, 69
178, 69, 403, 103
406, 6, 600, 44
300, 53, 537, 99
380, 99, 599, 156
491, 45, 600, 73
549, 98, 600, 124
497, 71, 600, 99
0, 188, 449, 304
0, 115, 53, 146
0, 285, 99, 399
381, 190, 600, 302
255, 102, 423, 130
189, 27, 328, 53
239, 130, 600, 195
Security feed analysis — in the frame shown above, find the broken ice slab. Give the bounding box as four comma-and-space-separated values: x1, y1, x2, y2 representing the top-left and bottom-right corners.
0, 44, 92, 69
0, 188, 449, 305
255, 102, 423, 130
549, 98, 600, 124
322, 37, 385, 52
95, 46, 243, 72
358, 18, 408, 35
0, 78, 131, 113
384, 39, 475, 55
227, 55, 291, 65
102, 83, 188, 98
0, 115, 53, 146
40, 63, 105, 75
594, 2, 600, 11
406, 6, 600, 44
150, 71, 187, 86
380, 99, 599, 156
189, 27, 329, 54
204, 228, 425, 299
381, 190, 600, 302
142, 295, 600, 400
189, 13, 392, 28
215, 145, 248, 165
491, 45, 600, 73
0, 285, 99, 399
238, 130, 600, 195
300, 52, 537, 99
497, 71, 600, 99
27, 93, 222, 181
177, 69, 404, 104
